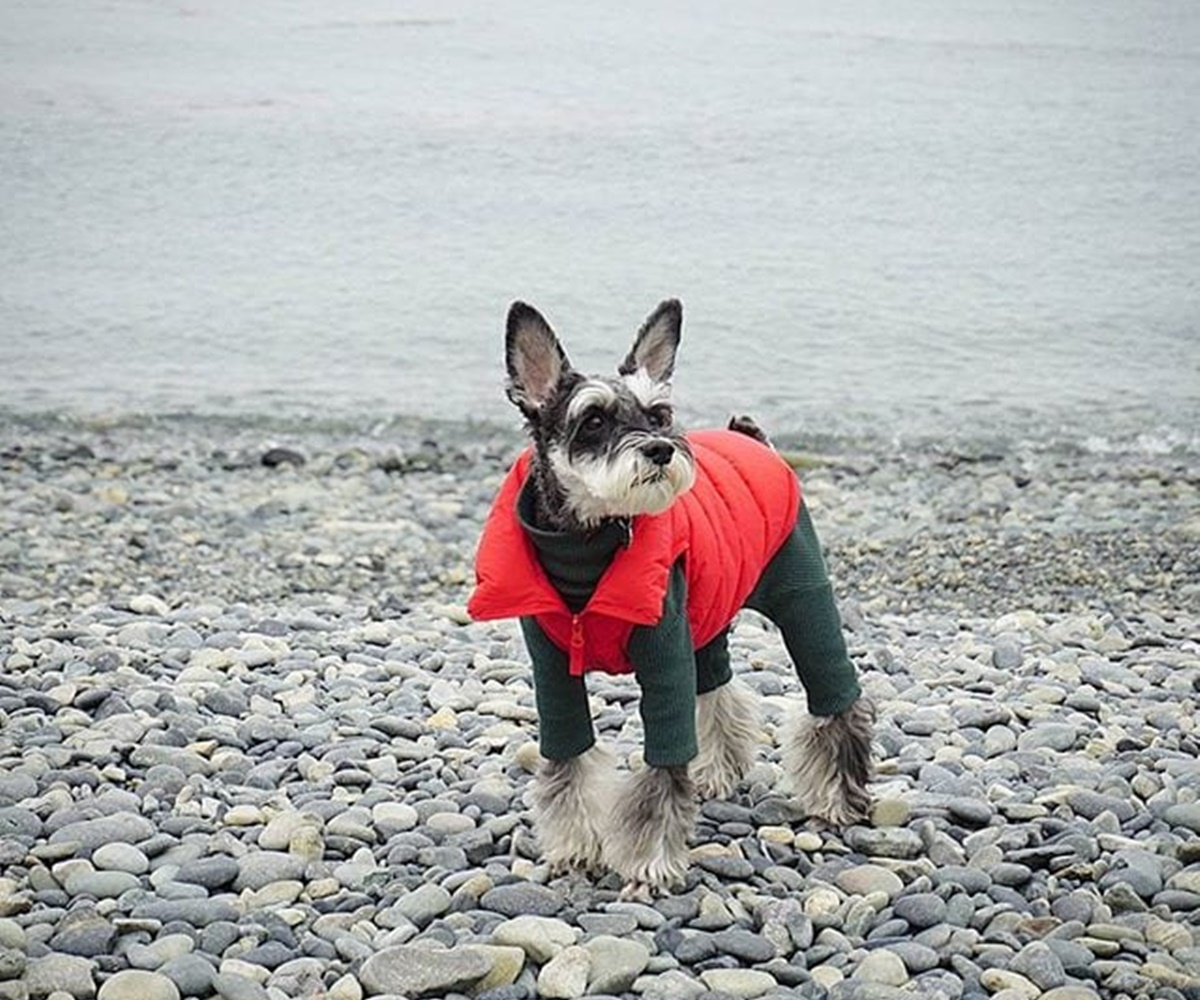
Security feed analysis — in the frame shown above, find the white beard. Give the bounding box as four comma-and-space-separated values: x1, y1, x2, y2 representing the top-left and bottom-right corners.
549, 441, 696, 527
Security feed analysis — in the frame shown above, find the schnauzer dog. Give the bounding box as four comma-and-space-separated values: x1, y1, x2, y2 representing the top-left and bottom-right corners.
469, 299, 873, 898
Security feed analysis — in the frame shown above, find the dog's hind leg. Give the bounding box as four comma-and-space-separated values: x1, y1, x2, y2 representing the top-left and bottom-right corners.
692, 678, 760, 799
605, 764, 697, 900
782, 698, 874, 825
531, 745, 618, 875
745, 508, 875, 826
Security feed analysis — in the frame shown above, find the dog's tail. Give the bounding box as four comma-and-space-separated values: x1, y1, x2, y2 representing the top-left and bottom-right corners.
727, 414, 772, 448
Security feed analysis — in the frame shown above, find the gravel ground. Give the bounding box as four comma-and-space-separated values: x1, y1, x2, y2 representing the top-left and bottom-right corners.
0, 416, 1198, 1000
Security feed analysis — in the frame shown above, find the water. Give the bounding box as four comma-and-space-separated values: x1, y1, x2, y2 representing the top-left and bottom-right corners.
2, 0, 1198, 454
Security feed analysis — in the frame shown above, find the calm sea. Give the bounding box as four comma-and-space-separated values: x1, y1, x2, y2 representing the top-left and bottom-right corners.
2, 0, 1198, 454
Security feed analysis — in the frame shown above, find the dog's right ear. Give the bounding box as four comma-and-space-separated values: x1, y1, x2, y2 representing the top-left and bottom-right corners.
506, 302, 570, 414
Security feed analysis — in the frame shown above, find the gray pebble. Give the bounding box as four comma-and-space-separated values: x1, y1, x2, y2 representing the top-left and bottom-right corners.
159, 953, 217, 997
480, 883, 564, 917
892, 893, 947, 929
212, 971, 270, 1000
174, 856, 240, 890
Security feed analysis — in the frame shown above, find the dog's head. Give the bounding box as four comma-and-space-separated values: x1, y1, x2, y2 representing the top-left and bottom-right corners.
504, 299, 697, 531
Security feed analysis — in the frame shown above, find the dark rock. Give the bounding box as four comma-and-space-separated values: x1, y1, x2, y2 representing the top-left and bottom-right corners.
261, 447, 306, 468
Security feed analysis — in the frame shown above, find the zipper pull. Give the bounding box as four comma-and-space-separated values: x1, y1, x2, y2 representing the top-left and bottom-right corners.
568, 615, 586, 677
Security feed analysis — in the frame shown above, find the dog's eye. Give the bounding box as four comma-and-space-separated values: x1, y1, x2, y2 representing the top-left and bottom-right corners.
646, 406, 673, 429
579, 411, 608, 437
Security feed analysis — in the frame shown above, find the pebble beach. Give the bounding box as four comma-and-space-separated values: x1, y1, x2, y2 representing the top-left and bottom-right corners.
1, 416, 1198, 1000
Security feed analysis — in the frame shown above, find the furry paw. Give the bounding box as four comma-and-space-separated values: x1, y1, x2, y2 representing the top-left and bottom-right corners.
618, 880, 658, 903
782, 699, 875, 827
532, 746, 617, 875
692, 680, 760, 799
605, 765, 696, 894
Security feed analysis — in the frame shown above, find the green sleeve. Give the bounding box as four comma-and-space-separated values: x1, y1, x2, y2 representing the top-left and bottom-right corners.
746, 504, 862, 716
627, 563, 698, 768
520, 617, 597, 760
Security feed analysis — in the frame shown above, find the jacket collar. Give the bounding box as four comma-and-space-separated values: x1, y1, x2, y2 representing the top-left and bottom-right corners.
468, 449, 677, 626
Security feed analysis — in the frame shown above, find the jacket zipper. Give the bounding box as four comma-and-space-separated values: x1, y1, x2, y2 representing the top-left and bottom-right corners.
568, 614, 586, 677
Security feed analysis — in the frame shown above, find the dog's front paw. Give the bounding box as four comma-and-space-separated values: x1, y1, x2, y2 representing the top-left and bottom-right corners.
618, 879, 659, 903
692, 680, 760, 799
605, 765, 696, 896
532, 746, 616, 876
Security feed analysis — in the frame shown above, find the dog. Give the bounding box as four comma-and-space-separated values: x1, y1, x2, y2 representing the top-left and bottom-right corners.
468, 299, 873, 898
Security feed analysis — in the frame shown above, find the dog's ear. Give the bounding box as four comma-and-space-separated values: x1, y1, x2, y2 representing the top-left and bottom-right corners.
506, 302, 570, 413
620, 299, 682, 383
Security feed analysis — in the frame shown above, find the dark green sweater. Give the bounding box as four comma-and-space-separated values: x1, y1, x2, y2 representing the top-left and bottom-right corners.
519, 483, 860, 766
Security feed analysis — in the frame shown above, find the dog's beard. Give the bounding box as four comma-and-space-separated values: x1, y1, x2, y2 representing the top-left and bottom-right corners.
549, 439, 696, 527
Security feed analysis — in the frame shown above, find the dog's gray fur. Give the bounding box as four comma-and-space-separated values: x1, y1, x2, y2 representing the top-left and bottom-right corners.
782, 698, 876, 826
604, 764, 697, 899
531, 745, 617, 874
692, 679, 761, 799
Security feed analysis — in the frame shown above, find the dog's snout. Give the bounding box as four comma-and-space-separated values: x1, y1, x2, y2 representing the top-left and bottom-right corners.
642, 440, 675, 467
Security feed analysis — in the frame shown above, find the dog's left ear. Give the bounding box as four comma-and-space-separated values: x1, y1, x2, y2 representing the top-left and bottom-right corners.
620, 299, 682, 383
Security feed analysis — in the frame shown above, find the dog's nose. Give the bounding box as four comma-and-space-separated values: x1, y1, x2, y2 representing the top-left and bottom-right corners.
642, 441, 675, 466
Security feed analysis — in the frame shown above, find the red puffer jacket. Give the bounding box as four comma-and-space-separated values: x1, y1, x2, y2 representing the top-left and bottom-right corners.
468, 429, 801, 676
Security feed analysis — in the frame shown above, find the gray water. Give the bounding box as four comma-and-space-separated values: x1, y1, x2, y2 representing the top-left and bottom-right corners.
2, 0, 1198, 453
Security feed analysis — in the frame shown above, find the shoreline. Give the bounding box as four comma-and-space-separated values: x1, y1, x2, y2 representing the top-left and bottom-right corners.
0, 420, 1198, 999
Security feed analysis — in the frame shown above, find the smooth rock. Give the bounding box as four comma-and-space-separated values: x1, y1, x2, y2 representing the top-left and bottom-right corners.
491, 916, 578, 963
90, 843, 149, 875
211, 970, 270, 1000
853, 949, 909, 986
698, 968, 778, 999
480, 883, 563, 917
537, 945, 590, 999
48, 815, 155, 851
357, 945, 490, 998
24, 953, 97, 999
1011, 940, 1067, 990
461, 945, 525, 993
584, 935, 650, 994
836, 864, 904, 899
394, 883, 452, 928
97, 970, 181, 1000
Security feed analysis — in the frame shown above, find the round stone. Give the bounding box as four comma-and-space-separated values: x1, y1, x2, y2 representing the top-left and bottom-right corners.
853, 950, 909, 987
91, 843, 149, 875
836, 864, 904, 899
698, 968, 778, 999
893, 892, 948, 929
98, 970, 181, 1000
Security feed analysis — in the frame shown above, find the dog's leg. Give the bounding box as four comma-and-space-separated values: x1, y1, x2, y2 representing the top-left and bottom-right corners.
745, 508, 875, 827
692, 678, 760, 799
531, 744, 618, 875
605, 765, 697, 900
782, 698, 875, 826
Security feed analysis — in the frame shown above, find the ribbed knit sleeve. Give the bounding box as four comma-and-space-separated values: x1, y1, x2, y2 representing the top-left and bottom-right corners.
627, 563, 699, 767
520, 617, 596, 760
746, 505, 862, 716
